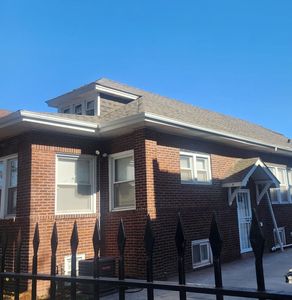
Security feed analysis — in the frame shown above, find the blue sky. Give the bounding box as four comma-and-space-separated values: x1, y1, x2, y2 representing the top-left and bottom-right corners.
0, 1, 291, 136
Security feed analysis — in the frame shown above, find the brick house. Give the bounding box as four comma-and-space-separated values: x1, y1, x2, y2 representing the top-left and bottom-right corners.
0, 78, 291, 294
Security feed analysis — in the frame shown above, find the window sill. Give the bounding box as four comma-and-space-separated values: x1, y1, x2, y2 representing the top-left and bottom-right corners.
55, 212, 97, 219
181, 181, 212, 186
110, 206, 136, 212
192, 261, 212, 269
0, 216, 16, 221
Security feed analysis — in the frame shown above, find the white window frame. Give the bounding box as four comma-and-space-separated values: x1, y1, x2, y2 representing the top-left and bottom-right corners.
108, 150, 136, 212
74, 103, 83, 115
0, 154, 18, 219
191, 239, 213, 269
55, 154, 96, 215
273, 227, 286, 247
268, 165, 292, 204
180, 151, 212, 185
64, 253, 85, 275
85, 100, 96, 116
62, 106, 71, 114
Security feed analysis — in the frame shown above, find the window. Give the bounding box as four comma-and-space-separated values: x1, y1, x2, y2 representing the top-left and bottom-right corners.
180, 151, 211, 184
269, 166, 292, 204
64, 253, 85, 275
109, 150, 135, 211
273, 227, 286, 247
86, 100, 95, 116
74, 104, 82, 115
56, 155, 96, 214
62, 107, 71, 114
191, 239, 212, 269
0, 155, 18, 218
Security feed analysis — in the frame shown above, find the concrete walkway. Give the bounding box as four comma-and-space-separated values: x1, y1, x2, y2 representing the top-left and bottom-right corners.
102, 249, 292, 299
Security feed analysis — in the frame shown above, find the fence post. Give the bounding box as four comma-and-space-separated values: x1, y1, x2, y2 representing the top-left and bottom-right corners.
117, 219, 126, 300
0, 232, 8, 300
14, 230, 22, 300
175, 213, 186, 300
93, 219, 101, 300
209, 212, 224, 300
144, 215, 155, 300
31, 223, 39, 300
70, 221, 79, 300
50, 222, 58, 299
250, 209, 266, 295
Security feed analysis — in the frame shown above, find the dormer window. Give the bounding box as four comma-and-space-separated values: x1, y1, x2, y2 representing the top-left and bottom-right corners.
63, 107, 71, 114
86, 101, 95, 116
74, 104, 82, 115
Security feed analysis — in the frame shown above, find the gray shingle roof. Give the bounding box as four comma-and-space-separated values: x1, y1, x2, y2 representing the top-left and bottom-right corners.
96, 78, 292, 150
223, 158, 260, 184
0, 110, 11, 118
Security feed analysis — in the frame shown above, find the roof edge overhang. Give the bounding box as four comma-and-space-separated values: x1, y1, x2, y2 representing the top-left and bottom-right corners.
46, 82, 139, 108
0, 110, 98, 139
222, 158, 280, 188
0, 111, 291, 158
142, 113, 292, 156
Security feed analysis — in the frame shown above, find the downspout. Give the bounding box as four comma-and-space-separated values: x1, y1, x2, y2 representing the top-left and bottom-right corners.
265, 191, 284, 252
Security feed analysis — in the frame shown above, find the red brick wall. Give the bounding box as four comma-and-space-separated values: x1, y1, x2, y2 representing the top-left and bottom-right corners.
0, 132, 101, 295
28, 133, 100, 294
100, 129, 148, 278
2, 127, 292, 295
143, 130, 292, 278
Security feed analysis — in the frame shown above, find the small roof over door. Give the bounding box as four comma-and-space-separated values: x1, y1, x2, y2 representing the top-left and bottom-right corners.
222, 157, 280, 205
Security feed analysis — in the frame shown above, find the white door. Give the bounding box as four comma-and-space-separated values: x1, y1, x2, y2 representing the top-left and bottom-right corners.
236, 190, 252, 253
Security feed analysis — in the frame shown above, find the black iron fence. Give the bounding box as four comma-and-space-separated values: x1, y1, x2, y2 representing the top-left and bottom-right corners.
0, 209, 292, 300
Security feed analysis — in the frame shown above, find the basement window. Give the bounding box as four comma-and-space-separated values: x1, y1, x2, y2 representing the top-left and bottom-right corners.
109, 150, 135, 211
56, 154, 96, 214
0, 155, 18, 218
180, 151, 212, 184
64, 253, 85, 275
192, 239, 212, 269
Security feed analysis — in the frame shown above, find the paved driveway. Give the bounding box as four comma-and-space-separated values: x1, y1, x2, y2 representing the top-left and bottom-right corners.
102, 249, 292, 299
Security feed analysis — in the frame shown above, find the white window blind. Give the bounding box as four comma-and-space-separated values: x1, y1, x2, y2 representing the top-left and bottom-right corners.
180, 152, 211, 184
109, 150, 135, 211
0, 155, 18, 218
56, 155, 95, 214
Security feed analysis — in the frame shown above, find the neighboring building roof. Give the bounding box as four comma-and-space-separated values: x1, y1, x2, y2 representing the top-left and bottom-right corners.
0, 110, 11, 118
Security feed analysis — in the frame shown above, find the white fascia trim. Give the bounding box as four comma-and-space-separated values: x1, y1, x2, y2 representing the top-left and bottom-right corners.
144, 113, 292, 154
95, 84, 139, 100
222, 159, 280, 188
20, 111, 98, 133
46, 83, 96, 107
241, 159, 279, 187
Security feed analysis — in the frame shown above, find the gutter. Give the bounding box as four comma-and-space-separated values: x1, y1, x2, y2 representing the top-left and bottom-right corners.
1, 110, 291, 156
143, 113, 292, 155
0, 110, 98, 134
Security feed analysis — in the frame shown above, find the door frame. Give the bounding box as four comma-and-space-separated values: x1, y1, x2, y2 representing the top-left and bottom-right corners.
236, 189, 252, 253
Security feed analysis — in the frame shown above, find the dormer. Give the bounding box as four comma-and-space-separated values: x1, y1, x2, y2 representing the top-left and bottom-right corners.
46, 81, 139, 117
